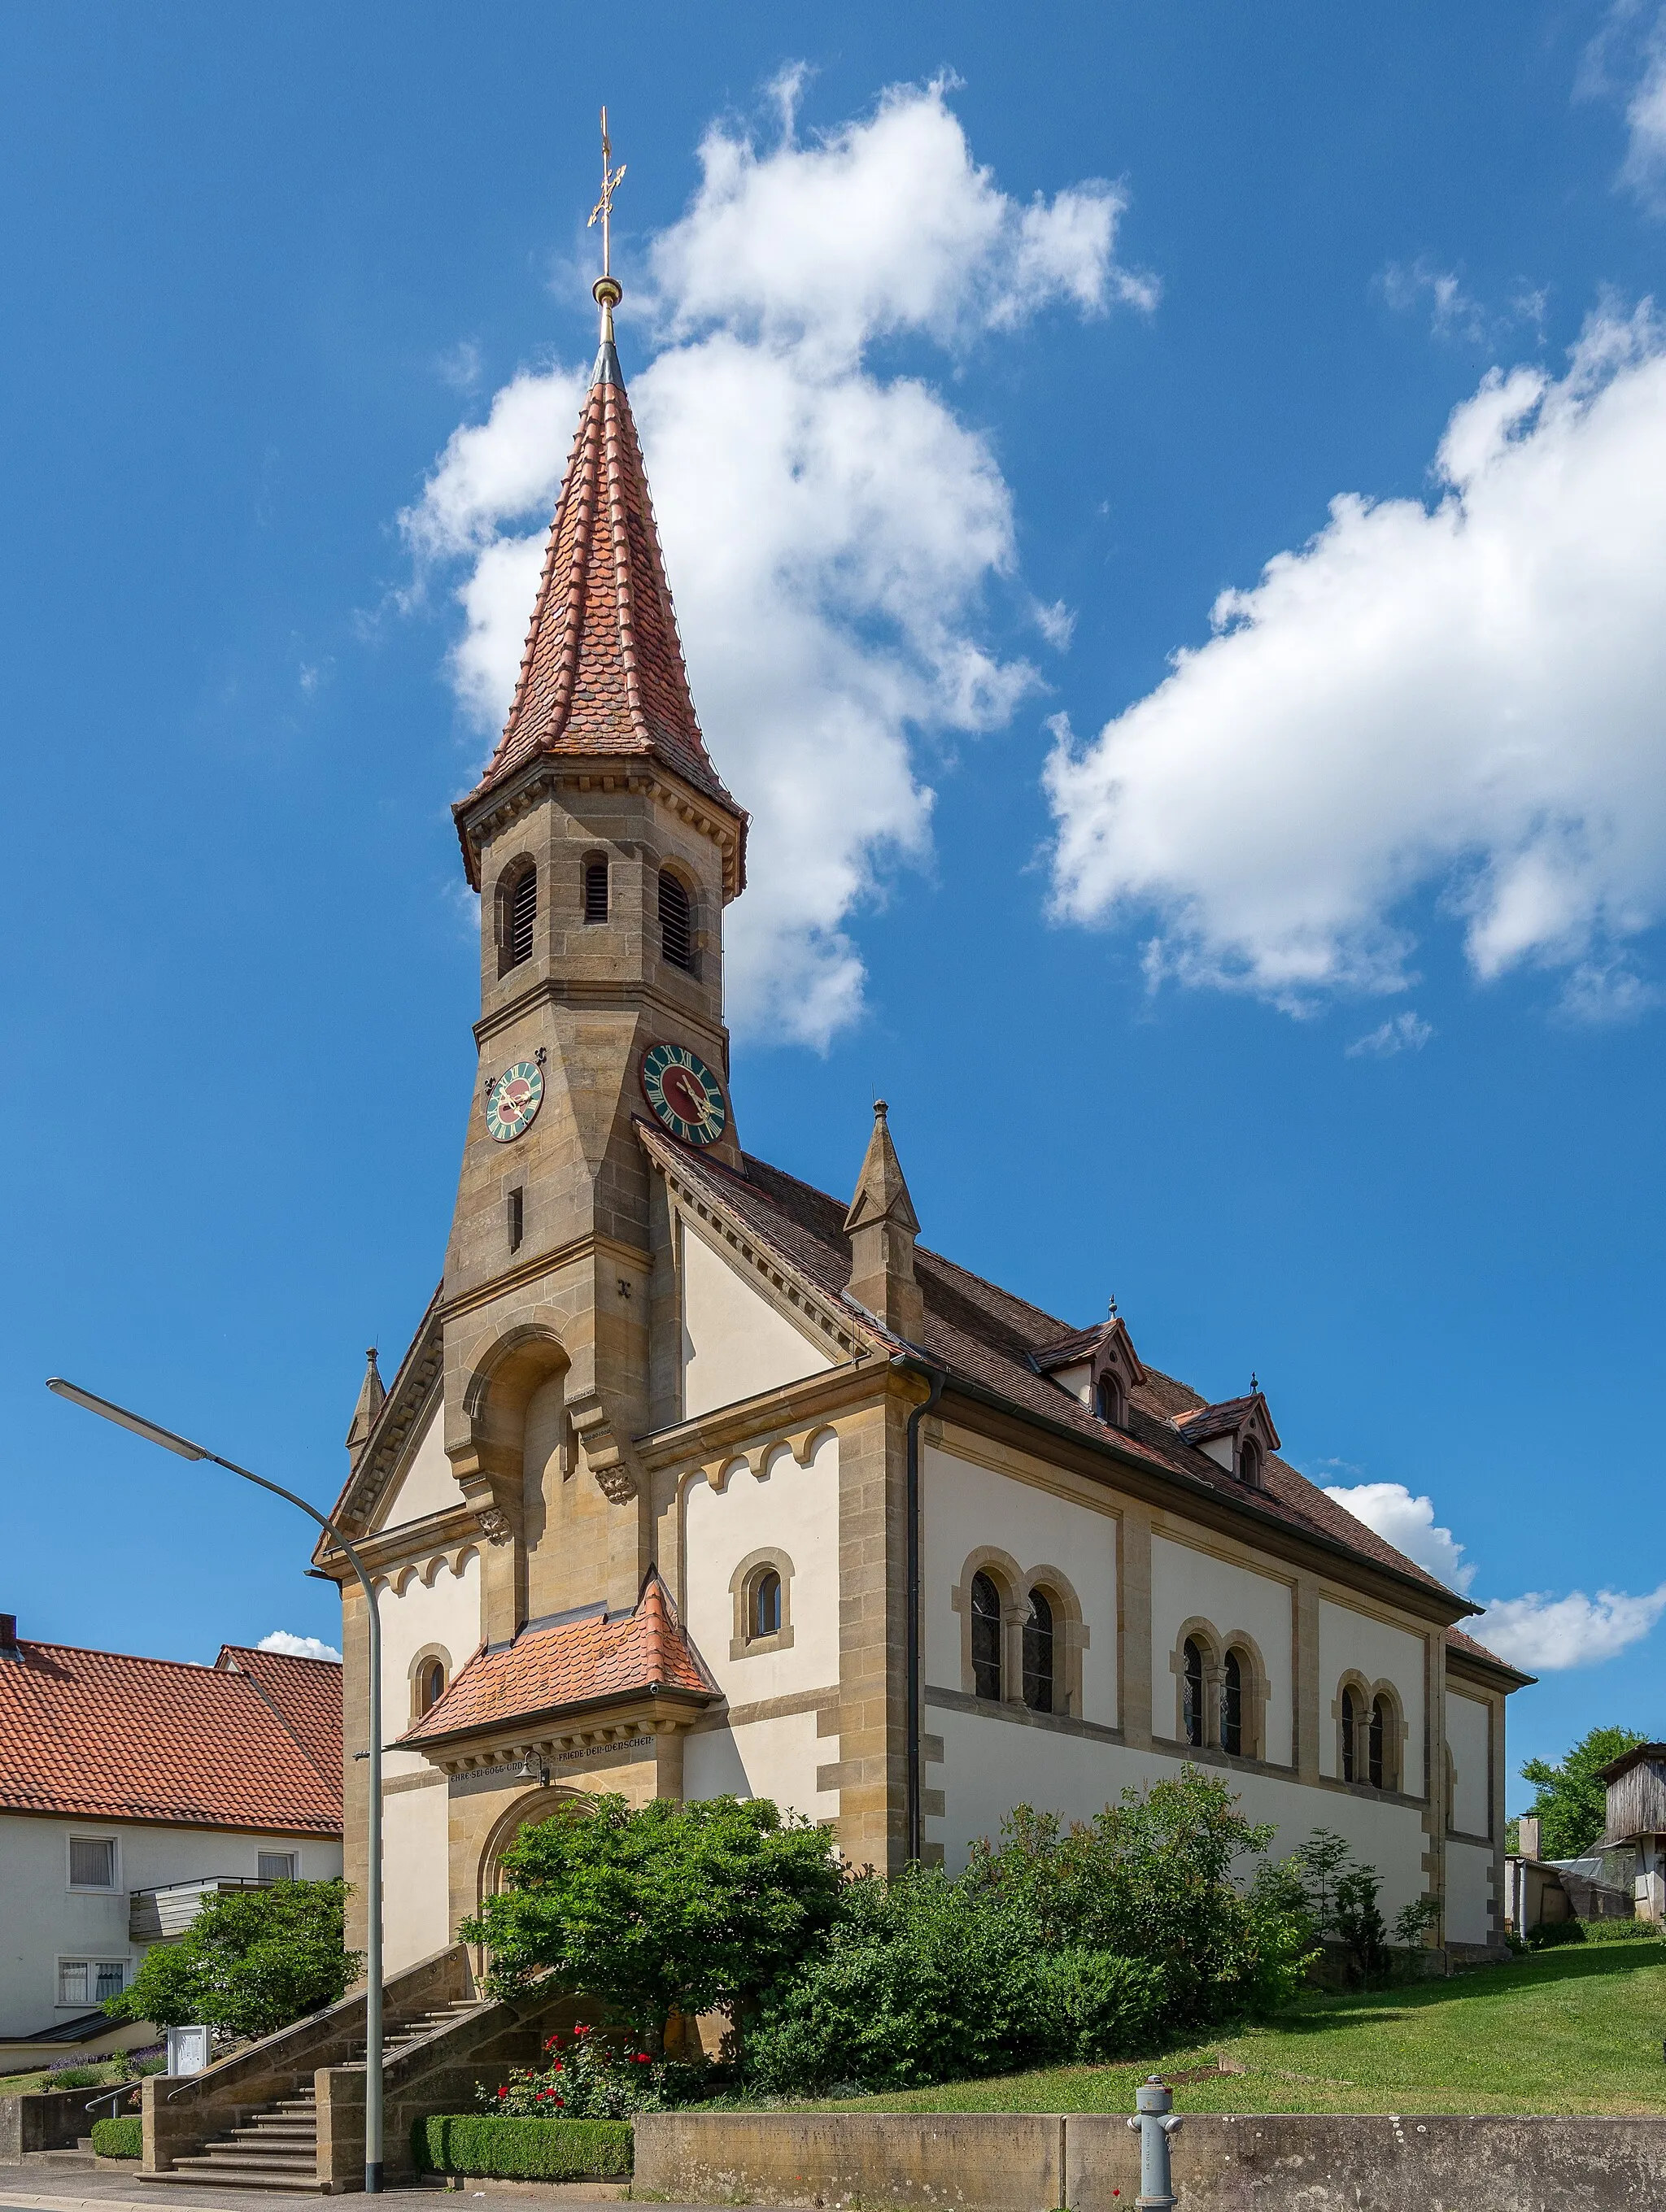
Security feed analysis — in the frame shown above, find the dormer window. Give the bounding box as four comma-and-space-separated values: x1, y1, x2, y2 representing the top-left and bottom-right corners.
1171, 1390, 1280, 1486
1034, 1315, 1145, 1429
1096, 1373, 1126, 1427
1238, 1437, 1263, 1488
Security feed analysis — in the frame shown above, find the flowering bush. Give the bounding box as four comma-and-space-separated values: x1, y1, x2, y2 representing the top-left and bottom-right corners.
478, 2024, 702, 2119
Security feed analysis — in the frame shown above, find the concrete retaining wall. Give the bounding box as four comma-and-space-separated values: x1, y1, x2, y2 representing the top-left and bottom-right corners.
635, 2108, 1666, 2212
1, 2086, 97, 2162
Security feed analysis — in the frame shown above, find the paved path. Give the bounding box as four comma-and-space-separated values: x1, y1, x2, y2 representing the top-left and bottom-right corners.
0, 2178, 680, 2212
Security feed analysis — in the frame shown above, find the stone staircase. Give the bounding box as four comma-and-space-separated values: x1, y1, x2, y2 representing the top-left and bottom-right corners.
148, 1997, 487, 2192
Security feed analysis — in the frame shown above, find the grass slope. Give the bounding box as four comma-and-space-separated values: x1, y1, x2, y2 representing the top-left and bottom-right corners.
815, 1949, 1666, 2118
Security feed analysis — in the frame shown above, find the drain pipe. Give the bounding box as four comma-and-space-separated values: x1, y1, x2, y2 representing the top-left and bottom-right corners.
897, 1356, 944, 1865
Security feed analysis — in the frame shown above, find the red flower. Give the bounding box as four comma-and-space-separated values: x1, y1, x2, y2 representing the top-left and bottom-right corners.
496, 2088, 507, 2099
635, 2055, 652, 2064
552, 2063, 564, 2074
574, 2023, 590, 2036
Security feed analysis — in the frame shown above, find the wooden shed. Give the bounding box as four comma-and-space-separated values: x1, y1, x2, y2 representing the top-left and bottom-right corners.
1600, 1743, 1666, 1921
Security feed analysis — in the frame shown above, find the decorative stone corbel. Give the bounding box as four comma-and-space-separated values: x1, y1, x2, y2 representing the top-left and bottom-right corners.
474, 1505, 513, 1546
566, 1389, 644, 1505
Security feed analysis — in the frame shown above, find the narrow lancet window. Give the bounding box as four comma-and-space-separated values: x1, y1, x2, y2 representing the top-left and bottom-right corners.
752, 1570, 782, 1640
971, 1572, 1003, 1701
1221, 1648, 1243, 1756
1023, 1588, 1055, 1712
1369, 1695, 1388, 1789
584, 857, 609, 923
1342, 1686, 1360, 1781
659, 869, 693, 971
1182, 1637, 1205, 1746
506, 865, 537, 969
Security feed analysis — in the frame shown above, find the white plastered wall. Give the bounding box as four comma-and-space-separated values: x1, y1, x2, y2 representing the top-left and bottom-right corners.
374, 1548, 482, 1967
1149, 1534, 1293, 1764
922, 1443, 1118, 1726
1446, 1690, 1491, 1837
683, 1710, 840, 1826
679, 1218, 833, 1421
926, 1716, 1428, 1907
1317, 1599, 1426, 1787
375, 1397, 460, 1531
1446, 1835, 1494, 1944
683, 1431, 839, 1707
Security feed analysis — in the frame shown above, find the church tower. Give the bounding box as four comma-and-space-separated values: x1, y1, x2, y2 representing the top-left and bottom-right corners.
441, 259, 748, 1645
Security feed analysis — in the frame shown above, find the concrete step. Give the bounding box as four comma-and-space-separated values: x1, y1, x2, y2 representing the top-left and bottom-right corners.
143, 2166, 325, 2193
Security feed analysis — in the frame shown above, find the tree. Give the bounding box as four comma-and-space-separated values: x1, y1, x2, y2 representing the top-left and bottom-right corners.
107, 1879, 358, 2041
458, 1795, 844, 2048
1519, 1725, 1646, 1860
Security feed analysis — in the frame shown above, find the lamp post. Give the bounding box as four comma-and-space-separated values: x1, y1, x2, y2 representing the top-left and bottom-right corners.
46, 1377, 386, 2195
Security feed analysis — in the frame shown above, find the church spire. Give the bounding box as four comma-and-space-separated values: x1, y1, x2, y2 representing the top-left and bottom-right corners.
452, 113, 744, 892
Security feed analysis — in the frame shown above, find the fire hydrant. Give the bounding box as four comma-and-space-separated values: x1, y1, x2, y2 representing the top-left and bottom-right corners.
1125, 2075, 1183, 2211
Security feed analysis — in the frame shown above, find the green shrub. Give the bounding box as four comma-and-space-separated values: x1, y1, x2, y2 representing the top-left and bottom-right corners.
105, 1879, 358, 2040
1528, 1918, 1586, 1948
1529, 1917, 1661, 1949
90, 2117, 142, 2159
48, 2066, 108, 2088
1031, 1947, 1167, 2063
412, 2115, 633, 2179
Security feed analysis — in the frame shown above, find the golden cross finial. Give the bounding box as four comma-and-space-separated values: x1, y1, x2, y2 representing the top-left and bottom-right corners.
588, 106, 626, 284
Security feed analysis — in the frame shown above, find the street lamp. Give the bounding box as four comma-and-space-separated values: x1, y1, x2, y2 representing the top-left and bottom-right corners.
46, 1377, 386, 2194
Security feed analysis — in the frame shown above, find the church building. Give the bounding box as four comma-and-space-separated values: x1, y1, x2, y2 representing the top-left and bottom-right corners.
316, 265, 1526, 1976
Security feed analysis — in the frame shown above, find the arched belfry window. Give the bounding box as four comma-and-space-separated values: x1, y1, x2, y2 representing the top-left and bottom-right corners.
583, 856, 609, 923
1341, 1685, 1361, 1782
1023, 1589, 1055, 1712
1182, 1636, 1205, 1747
499, 863, 537, 973
1220, 1648, 1243, 1756
659, 869, 694, 972
970, 1572, 1003, 1702
1369, 1694, 1389, 1790
752, 1569, 782, 1641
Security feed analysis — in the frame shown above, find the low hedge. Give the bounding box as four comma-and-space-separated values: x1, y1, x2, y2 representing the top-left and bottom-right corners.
412, 2114, 634, 2180
90, 2117, 142, 2159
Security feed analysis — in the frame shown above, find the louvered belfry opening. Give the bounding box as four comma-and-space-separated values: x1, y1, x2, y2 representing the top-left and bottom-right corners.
583, 856, 609, 923
659, 868, 693, 971
507, 865, 537, 968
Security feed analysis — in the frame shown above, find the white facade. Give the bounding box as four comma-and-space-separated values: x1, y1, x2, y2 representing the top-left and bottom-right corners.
0, 1814, 343, 2040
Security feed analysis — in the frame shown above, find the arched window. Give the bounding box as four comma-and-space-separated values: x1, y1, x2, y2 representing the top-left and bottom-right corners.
1182, 1636, 1205, 1747
416, 1658, 447, 1716
1220, 1647, 1243, 1756
971, 1572, 1003, 1701
1369, 1694, 1389, 1790
1096, 1373, 1125, 1427
583, 856, 609, 923
659, 869, 694, 971
1341, 1686, 1360, 1782
506, 865, 537, 969
1023, 1588, 1055, 1712
751, 1569, 782, 1642
1239, 1437, 1263, 1488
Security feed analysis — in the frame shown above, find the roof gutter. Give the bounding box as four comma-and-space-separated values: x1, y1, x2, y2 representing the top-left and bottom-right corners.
892, 1354, 945, 1866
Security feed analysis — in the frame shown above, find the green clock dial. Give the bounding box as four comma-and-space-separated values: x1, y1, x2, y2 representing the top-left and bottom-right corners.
640, 1041, 727, 1146
484, 1060, 543, 1143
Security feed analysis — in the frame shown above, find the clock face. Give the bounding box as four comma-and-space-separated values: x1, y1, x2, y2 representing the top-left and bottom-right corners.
484, 1060, 544, 1143
641, 1041, 728, 1146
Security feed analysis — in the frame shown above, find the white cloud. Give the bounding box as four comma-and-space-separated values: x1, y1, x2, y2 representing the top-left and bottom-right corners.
1345, 1010, 1432, 1058
1469, 1585, 1666, 1670
1380, 259, 1489, 344
1324, 1480, 1666, 1670
1046, 306, 1666, 1014
1324, 1481, 1474, 1592
404, 77, 1151, 1047
1584, 2, 1666, 209
257, 1631, 342, 1663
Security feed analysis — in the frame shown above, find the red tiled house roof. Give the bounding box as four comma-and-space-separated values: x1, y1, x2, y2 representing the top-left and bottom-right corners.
399, 1573, 716, 1752
215, 1644, 344, 1783
451, 337, 746, 890
0, 1639, 342, 1833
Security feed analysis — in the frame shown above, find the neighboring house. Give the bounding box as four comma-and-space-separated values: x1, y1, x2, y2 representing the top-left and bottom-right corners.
1599, 1743, 1666, 1922
1502, 1811, 1633, 1936
0, 1618, 342, 2058
312, 298, 1529, 1981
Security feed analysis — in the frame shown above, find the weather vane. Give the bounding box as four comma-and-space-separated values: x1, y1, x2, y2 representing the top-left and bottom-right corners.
588, 106, 626, 339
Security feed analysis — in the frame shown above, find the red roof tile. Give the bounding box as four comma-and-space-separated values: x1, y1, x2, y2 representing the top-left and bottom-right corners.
0, 1639, 342, 1834
452, 340, 745, 888
215, 1646, 343, 1785
400, 1574, 715, 1749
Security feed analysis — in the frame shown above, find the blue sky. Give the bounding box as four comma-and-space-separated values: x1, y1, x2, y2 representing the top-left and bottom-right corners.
4, 2, 1665, 1808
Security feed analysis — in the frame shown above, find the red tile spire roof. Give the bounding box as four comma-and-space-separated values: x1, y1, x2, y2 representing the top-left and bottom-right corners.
452, 328, 746, 888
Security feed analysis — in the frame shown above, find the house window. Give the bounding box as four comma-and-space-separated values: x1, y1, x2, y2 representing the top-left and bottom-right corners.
58, 1960, 124, 2006
68, 1837, 116, 1889
751, 1569, 782, 1640
970, 1572, 1003, 1701
1341, 1686, 1360, 1781
257, 1852, 298, 1883
1023, 1588, 1055, 1712
659, 869, 694, 971
1221, 1648, 1244, 1757
583, 856, 609, 923
1182, 1637, 1205, 1747
1369, 1695, 1389, 1790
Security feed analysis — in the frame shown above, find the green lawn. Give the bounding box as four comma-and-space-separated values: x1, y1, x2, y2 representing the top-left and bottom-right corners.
813, 1949, 1666, 2117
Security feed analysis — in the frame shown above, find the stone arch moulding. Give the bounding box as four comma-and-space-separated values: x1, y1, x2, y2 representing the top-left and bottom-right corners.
951, 1546, 1025, 1705
1169, 1615, 1224, 1748
728, 1546, 796, 1660
451, 1314, 571, 1526
474, 1785, 595, 1922
1022, 1563, 1088, 1720
408, 1644, 454, 1722
1332, 1667, 1376, 1783
691, 1423, 835, 1496
1218, 1628, 1271, 1762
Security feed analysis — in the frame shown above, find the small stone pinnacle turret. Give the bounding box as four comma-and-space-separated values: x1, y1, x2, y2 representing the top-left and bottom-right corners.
843, 1100, 925, 1344
345, 1347, 385, 1463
